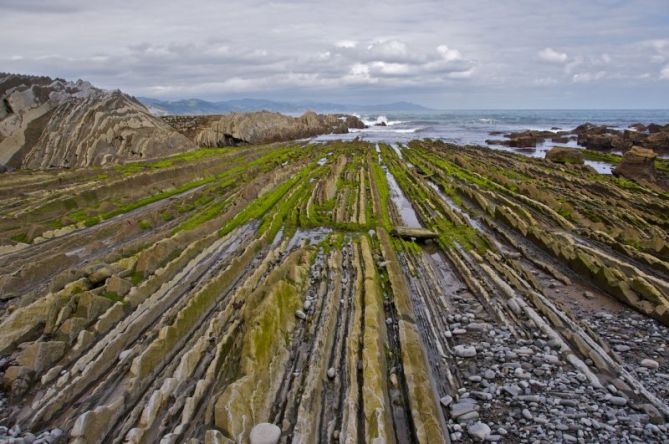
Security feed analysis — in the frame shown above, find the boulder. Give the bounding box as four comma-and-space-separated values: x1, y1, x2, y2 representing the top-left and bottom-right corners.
613, 146, 657, 182
545, 147, 584, 165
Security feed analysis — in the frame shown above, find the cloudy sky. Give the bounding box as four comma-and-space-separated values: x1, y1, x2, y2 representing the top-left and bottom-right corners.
2, 0, 669, 108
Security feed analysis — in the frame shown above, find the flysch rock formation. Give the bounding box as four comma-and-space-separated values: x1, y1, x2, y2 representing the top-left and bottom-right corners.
0, 139, 668, 444
0, 73, 198, 169
162, 111, 365, 147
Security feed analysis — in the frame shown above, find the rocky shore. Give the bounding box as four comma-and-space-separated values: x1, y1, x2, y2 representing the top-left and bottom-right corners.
162, 111, 365, 147
487, 122, 669, 154
0, 139, 667, 443
0, 74, 366, 171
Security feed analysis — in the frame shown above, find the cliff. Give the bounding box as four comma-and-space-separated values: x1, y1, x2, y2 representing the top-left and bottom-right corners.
162, 111, 365, 147
0, 74, 197, 169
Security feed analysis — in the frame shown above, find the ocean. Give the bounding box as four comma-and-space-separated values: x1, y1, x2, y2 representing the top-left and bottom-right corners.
313, 109, 669, 174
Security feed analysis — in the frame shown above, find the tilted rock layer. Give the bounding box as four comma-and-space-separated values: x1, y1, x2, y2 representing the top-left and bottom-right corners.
162, 111, 365, 147
0, 73, 197, 169
0, 140, 668, 443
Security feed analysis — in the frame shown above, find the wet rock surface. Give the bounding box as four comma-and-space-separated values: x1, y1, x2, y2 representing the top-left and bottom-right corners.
0, 139, 667, 443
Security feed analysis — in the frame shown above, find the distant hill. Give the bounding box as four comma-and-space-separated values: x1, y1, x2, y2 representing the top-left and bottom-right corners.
139, 97, 433, 116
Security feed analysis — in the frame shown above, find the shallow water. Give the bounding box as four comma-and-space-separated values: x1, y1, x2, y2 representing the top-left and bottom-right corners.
384, 167, 422, 228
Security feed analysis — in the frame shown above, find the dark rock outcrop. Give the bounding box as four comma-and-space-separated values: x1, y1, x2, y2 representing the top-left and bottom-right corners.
574, 123, 669, 154
486, 130, 571, 148
545, 147, 584, 165
162, 111, 365, 147
0, 73, 197, 169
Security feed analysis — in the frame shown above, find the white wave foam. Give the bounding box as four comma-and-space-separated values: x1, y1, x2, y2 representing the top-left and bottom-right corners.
349, 127, 419, 134
359, 115, 405, 127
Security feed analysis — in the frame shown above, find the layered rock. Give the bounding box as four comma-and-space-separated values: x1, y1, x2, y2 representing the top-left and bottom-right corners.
613, 146, 658, 184
162, 111, 365, 147
486, 130, 571, 148
574, 123, 669, 154
1, 139, 669, 443
0, 73, 197, 169
545, 147, 584, 165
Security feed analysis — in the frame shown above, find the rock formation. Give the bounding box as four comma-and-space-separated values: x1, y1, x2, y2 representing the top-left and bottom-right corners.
612, 146, 666, 191
162, 111, 365, 147
0, 139, 667, 443
486, 130, 571, 148
545, 146, 584, 164
0, 73, 198, 169
574, 123, 669, 154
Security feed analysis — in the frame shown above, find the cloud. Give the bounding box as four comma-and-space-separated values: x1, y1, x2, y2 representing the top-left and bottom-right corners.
1, 0, 669, 107
572, 71, 606, 83
538, 48, 568, 63
335, 40, 357, 49
661, 65, 669, 80
437, 45, 462, 62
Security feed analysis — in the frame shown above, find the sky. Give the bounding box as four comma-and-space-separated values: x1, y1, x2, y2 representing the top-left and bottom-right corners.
2, 0, 669, 108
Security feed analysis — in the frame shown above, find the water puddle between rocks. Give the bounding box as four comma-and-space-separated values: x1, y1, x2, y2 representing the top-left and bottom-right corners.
383, 167, 422, 228
286, 227, 332, 250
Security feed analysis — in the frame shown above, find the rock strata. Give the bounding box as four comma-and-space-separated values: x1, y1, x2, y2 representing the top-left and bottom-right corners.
0, 138, 667, 444
0, 73, 197, 169
162, 111, 365, 147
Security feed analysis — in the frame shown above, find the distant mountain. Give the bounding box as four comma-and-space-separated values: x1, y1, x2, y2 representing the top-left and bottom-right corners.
139, 97, 433, 116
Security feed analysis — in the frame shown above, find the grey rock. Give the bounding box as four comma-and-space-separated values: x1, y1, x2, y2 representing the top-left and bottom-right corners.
467, 422, 491, 441
454, 345, 477, 358
440, 395, 453, 407
249, 423, 281, 444
640, 358, 659, 369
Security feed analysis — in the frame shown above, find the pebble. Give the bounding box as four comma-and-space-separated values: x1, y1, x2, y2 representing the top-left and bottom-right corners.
440, 395, 453, 407
327, 368, 336, 379
583, 291, 594, 299
640, 359, 659, 369
454, 345, 477, 358
483, 369, 496, 380
467, 422, 491, 440
295, 310, 307, 320
606, 395, 628, 406
522, 408, 533, 420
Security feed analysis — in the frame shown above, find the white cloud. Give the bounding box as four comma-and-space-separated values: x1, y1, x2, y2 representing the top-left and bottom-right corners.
572, 71, 606, 83
335, 40, 357, 49
661, 65, 669, 80
437, 45, 462, 62
538, 48, 568, 63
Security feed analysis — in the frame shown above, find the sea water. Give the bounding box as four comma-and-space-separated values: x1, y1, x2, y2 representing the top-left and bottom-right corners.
313, 109, 669, 174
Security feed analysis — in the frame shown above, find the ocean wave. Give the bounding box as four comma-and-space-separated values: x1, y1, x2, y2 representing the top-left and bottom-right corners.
349, 127, 419, 134
356, 114, 405, 127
